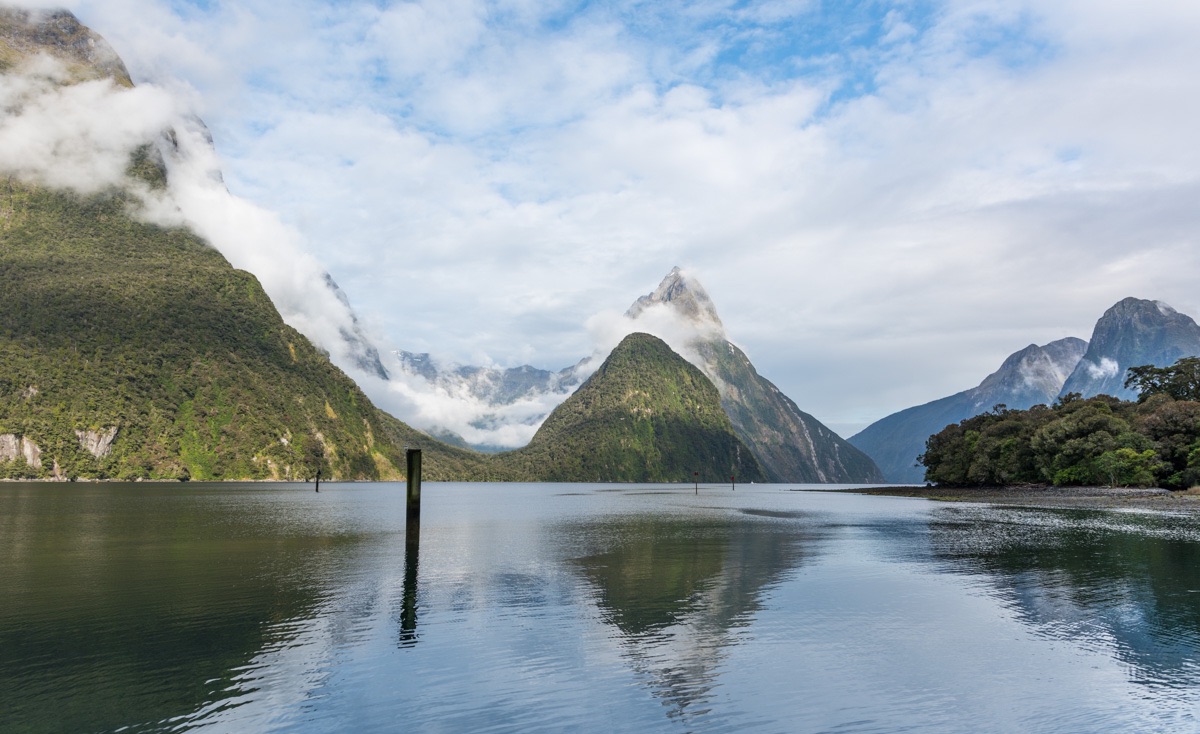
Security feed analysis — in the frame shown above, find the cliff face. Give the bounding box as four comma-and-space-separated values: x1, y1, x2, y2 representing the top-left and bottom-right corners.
1060, 298, 1200, 401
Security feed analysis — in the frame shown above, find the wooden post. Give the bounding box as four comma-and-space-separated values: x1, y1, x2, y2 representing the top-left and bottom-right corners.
406, 448, 422, 520
315, 467, 321, 492
731, 474, 735, 491
694, 471, 699, 494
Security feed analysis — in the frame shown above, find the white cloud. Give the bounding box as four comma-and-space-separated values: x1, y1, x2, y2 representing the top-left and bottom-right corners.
1085, 357, 1120, 381
0, 55, 179, 194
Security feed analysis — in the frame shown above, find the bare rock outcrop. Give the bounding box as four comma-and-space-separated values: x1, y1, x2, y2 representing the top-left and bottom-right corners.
0, 433, 43, 469
76, 426, 118, 459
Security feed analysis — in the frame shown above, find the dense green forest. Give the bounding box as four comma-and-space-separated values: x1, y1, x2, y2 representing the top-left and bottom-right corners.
0, 179, 487, 481
498, 333, 766, 483
920, 358, 1200, 488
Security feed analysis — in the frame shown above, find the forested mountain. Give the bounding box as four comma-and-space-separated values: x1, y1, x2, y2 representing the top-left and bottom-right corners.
494, 333, 765, 483
0, 7, 483, 480
0, 181, 487, 480
0, 9, 773, 484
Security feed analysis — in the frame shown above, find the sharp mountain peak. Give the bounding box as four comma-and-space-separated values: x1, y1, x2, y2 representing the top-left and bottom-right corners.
626, 266, 724, 332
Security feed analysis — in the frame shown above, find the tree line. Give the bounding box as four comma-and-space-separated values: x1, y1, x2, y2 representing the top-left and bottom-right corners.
920, 357, 1200, 488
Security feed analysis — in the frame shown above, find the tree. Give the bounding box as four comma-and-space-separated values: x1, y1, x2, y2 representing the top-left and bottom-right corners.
1094, 448, 1160, 488
1124, 357, 1200, 402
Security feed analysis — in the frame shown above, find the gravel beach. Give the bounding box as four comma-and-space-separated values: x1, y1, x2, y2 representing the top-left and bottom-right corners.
827, 485, 1200, 513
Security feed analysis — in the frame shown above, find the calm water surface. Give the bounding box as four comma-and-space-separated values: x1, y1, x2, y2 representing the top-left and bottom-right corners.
2, 482, 1200, 733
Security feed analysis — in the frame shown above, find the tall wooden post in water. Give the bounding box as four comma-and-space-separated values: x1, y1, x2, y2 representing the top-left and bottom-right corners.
406, 448, 422, 520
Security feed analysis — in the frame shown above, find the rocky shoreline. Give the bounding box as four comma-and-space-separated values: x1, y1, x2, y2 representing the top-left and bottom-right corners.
834, 484, 1200, 513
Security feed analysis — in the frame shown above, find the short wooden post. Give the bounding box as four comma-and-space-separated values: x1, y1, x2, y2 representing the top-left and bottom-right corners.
731, 474, 735, 491
406, 448, 422, 520
694, 471, 699, 494
315, 467, 321, 492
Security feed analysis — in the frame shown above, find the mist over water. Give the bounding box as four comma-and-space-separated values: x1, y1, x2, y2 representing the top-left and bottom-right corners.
2, 482, 1199, 733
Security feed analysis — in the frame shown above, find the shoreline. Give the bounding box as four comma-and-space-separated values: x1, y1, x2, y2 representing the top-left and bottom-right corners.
828, 484, 1200, 513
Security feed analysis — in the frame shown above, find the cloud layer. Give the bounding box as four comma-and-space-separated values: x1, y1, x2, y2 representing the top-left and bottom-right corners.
16, 0, 1200, 436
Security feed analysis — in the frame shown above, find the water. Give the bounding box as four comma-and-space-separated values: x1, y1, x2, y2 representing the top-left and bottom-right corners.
2, 482, 1200, 733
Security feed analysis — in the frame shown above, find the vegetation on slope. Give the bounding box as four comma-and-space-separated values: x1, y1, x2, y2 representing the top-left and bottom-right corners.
496, 333, 766, 483
920, 359, 1200, 489
0, 180, 484, 481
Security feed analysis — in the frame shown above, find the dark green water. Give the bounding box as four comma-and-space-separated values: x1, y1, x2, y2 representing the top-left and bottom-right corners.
2, 482, 1199, 732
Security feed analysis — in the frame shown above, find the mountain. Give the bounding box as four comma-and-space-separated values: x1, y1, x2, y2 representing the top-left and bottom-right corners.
0, 7, 483, 481
324, 273, 390, 381
0, 7, 132, 85
1059, 297, 1200, 401
0, 179, 489, 480
390, 349, 585, 450
494, 333, 766, 482
630, 268, 883, 483
850, 338, 1088, 483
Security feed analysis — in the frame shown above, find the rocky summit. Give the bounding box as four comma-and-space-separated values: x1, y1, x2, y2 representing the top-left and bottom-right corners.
1059, 297, 1200, 401
628, 268, 883, 484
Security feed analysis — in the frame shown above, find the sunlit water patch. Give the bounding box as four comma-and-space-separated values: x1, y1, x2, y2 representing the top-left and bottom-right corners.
2, 483, 1199, 732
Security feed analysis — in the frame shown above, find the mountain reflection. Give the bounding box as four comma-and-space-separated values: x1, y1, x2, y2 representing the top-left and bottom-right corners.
928, 505, 1200, 686
568, 513, 814, 719
0, 483, 368, 734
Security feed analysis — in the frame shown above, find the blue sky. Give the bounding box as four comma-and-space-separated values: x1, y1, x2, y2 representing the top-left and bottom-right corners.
22, 0, 1200, 437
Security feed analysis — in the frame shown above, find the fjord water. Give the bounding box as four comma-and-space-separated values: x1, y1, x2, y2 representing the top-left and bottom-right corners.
2, 483, 1199, 733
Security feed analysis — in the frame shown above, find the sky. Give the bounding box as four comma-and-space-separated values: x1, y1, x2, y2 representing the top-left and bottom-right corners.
11, 0, 1200, 438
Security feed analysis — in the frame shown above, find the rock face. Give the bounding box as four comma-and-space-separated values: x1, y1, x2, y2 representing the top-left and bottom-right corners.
75, 426, 118, 459
850, 338, 1088, 483
629, 268, 883, 483
323, 273, 390, 381
500, 333, 766, 482
0, 433, 41, 469
0, 7, 132, 86
1059, 298, 1200, 401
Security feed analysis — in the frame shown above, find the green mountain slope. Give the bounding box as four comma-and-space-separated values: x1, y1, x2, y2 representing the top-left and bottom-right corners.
0, 7, 486, 481
496, 333, 766, 482
0, 180, 484, 480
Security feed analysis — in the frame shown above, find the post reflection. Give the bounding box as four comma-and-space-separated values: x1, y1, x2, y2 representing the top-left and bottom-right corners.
400, 516, 420, 646
568, 514, 815, 720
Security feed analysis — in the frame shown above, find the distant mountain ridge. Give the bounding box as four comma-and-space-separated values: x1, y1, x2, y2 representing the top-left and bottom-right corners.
849, 338, 1087, 483
392, 350, 584, 407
